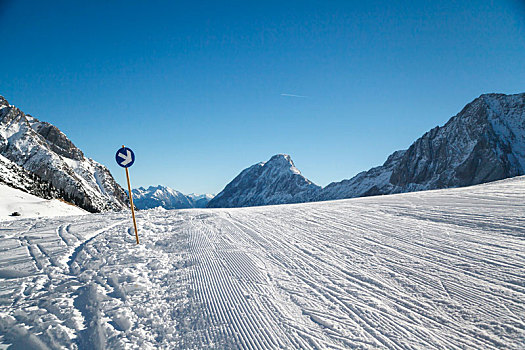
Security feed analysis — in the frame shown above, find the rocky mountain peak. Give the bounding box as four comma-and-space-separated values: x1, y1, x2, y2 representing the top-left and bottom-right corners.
268, 153, 293, 165
30, 119, 84, 160
207, 154, 320, 208
208, 93, 525, 208
0, 103, 29, 127
0, 96, 8, 108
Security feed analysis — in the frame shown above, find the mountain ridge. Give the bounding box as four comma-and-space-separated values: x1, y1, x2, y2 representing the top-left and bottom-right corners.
318, 92, 525, 200
209, 92, 525, 208
132, 185, 214, 209
0, 95, 128, 212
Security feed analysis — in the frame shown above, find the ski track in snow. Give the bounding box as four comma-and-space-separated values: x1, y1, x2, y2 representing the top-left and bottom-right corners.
0, 177, 524, 349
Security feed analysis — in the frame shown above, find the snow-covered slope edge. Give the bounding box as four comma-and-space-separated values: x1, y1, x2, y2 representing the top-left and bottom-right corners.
319, 92, 525, 200
0, 95, 128, 212
0, 183, 86, 220
207, 154, 320, 208
132, 185, 215, 209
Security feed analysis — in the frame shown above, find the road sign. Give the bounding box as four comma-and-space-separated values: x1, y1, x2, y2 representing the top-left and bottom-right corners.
116, 147, 135, 168
116, 145, 139, 244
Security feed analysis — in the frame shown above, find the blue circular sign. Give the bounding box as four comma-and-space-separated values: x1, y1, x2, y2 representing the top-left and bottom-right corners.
115, 147, 135, 168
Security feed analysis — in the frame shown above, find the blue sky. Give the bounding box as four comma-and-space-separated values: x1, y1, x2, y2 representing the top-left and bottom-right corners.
1, 0, 524, 194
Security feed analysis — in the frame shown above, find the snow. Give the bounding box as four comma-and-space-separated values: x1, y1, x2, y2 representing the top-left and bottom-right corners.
0, 176, 524, 348
0, 184, 86, 221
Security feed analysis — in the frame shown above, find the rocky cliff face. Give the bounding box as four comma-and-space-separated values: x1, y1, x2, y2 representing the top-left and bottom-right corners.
0, 154, 60, 200
318, 93, 525, 200
207, 154, 320, 208
0, 96, 128, 212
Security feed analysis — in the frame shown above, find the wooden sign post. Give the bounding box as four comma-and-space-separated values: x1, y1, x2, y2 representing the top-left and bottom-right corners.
116, 145, 139, 244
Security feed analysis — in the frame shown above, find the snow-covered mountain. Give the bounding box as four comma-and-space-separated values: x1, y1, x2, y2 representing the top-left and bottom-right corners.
0, 95, 128, 212
318, 92, 525, 200
132, 185, 214, 209
207, 154, 321, 208
209, 93, 525, 208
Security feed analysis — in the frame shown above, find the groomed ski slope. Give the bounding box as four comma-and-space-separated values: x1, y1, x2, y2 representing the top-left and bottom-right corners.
0, 177, 524, 349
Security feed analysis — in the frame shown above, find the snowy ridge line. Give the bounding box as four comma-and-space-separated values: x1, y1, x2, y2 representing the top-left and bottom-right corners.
131, 186, 214, 210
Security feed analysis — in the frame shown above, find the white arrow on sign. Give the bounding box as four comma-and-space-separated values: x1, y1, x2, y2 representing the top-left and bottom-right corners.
118, 150, 133, 166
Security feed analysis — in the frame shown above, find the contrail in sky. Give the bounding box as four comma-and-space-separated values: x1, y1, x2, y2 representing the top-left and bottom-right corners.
280, 93, 308, 98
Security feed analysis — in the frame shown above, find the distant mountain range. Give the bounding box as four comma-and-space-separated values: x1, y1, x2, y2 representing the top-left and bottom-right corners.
187, 193, 215, 208
209, 93, 525, 208
0, 96, 128, 212
132, 185, 214, 209
2, 92, 523, 211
